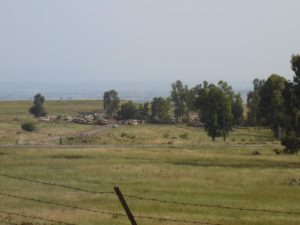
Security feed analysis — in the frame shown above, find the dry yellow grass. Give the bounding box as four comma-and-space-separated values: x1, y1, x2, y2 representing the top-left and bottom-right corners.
0, 145, 299, 225
0, 100, 299, 225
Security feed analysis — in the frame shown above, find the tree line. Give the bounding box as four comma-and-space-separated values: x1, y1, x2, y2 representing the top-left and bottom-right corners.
28, 54, 300, 153
103, 80, 243, 142
246, 55, 300, 153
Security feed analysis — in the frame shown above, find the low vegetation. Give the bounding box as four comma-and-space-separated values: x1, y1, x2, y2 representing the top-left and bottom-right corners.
0, 145, 299, 225
0, 55, 300, 225
21, 122, 37, 132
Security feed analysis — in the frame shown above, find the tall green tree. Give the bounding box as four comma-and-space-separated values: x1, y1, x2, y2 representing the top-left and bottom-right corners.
291, 54, 300, 106
137, 102, 150, 120
258, 74, 288, 139
103, 90, 120, 119
291, 55, 300, 135
218, 81, 234, 141
232, 93, 244, 125
170, 80, 188, 123
280, 55, 300, 153
29, 93, 47, 117
186, 86, 198, 112
246, 79, 265, 125
118, 101, 138, 120
150, 97, 171, 123
195, 82, 233, 141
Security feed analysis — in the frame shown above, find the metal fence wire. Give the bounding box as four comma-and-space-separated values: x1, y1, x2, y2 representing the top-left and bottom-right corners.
0, 173, 299, 225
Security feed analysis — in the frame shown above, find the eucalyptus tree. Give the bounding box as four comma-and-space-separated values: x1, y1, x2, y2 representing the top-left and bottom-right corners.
258, 74, 288, 139
103, 90, 120, 119
247, 79, 265, 126
170, 80, 189, 123
195, 81, 233, 141
29, 93, 47, 117
232, 93, 244, 125
150, 97, 172, 123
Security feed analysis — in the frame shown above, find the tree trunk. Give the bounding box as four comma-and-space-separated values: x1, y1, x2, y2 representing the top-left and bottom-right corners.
278, 125, 282, 140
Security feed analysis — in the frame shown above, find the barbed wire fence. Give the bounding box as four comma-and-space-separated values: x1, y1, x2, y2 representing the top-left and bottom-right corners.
0, 173, 299, 225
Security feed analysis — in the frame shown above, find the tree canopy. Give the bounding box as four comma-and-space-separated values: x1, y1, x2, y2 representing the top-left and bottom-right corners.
257, 74, 288, 139
118, 101, 138, 120
29, 93, 47, 118
232, 94, 244, 125
150, 97, 172, 123
247, 79, 265, 126
103, 90, 120, 119
195, 81, 234, 141
170, 80, 188, 123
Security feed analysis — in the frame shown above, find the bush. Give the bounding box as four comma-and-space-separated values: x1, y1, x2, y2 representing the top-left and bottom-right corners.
281, 134, 300, 154
120, 132, 136, 139
179, 132, 189, 139
21, 122, 37, 132
67, 136, 75, 140
163, 132, 170, 138
121, 132, 127, 138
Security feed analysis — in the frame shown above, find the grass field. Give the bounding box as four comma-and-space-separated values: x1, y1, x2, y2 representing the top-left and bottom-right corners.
0, 146, 300, 225
0, 100, 100, 144
63, 124, 277, 146
0, 100, 299, 225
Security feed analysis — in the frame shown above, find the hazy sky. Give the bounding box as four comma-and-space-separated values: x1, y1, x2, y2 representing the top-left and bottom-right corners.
1, 0, 300, 88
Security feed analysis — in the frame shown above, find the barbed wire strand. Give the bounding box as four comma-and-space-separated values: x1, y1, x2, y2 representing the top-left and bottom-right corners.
1, 173, 300, 216
0, 192, 221, 225
0, 192, 126, 217
0, 209, 76, 225
122, 194, 300, 216
0, 174, 113, 195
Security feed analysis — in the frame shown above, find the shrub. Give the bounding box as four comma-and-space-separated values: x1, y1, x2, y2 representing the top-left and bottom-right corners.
121, 132, 128, 138
120, 132, 136, 139
281, 134, 300, 154
163, 132, 170, 138
273, 148, 282, 155
129, 134, 136, 139
21, 122, 37, 132
179, 132, 189, 139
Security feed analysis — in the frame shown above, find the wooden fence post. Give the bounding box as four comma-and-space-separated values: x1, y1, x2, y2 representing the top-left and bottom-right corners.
114, 186, 138, 225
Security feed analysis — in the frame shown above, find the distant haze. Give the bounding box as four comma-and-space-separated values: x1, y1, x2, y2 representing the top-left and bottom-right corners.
1, 0, 300, 100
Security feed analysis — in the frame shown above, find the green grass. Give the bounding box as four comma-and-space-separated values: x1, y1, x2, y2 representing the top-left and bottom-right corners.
64, 124, 276, 146
0, 100, 276, 146
0, 100, 299, 225
0, 146, 299, 225
0, 100, 101, 144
